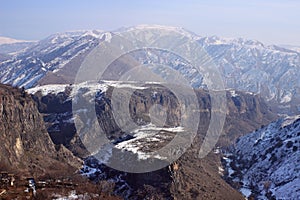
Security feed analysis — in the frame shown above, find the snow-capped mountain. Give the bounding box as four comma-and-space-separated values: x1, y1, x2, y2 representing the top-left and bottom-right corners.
0, 36, 29, 45
0, 26, 300, 113
199, 36, 300, 113
224, 115, 300, 199
0, 36, 35, 54
0, 30, 106, 88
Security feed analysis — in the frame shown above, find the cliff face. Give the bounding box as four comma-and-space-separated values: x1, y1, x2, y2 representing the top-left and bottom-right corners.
220, 90, 277, 147
0, 85, 51, 166
0, 84, 81, 176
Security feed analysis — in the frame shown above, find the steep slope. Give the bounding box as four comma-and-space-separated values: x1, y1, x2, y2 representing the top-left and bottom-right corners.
225, 115, 300, 199
0, 84, 81, 177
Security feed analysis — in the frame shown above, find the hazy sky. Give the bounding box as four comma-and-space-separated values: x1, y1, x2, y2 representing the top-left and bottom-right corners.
1, 0, 300, 45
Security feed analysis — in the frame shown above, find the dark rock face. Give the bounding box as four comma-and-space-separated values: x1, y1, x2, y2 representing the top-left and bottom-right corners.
220, 90, 277, 147
0, 84, 81, 176
99, 86, 182, 137
0, 85, 51, 165
32, 86, 88, 157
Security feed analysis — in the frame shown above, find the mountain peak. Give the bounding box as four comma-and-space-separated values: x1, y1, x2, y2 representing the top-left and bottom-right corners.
45, 29, 105, 41
117, 24, 201, 39
200, 35, 265, 47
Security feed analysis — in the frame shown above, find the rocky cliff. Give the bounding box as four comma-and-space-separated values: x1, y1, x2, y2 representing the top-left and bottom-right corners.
0, 84, 81, 177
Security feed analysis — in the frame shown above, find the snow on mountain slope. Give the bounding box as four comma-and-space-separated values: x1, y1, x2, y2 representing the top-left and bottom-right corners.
225, 115, 300, 199
0, 26, 300, 113
122, 24, 201, 40
199, 36, 300, 105
0, 30, 105, 88
0, 42, 36, 55
279, 44, 300, 53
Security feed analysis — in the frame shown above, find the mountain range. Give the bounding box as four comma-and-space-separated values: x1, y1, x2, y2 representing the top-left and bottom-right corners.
0, 26, 299, 115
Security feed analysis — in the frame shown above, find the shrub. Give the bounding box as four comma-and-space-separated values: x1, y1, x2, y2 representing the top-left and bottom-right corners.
293, 146, 298, 152
286, 141, 293, 148
269, 153, 277, 164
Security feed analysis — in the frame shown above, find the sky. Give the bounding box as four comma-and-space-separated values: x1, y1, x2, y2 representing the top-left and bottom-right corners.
0, 0, 300, 46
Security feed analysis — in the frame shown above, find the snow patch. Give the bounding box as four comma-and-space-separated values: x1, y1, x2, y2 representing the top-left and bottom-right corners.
27, 84, 68, 95
115, 124, 184, 160
228, 89, 239, 97
240, 187, 252, 198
